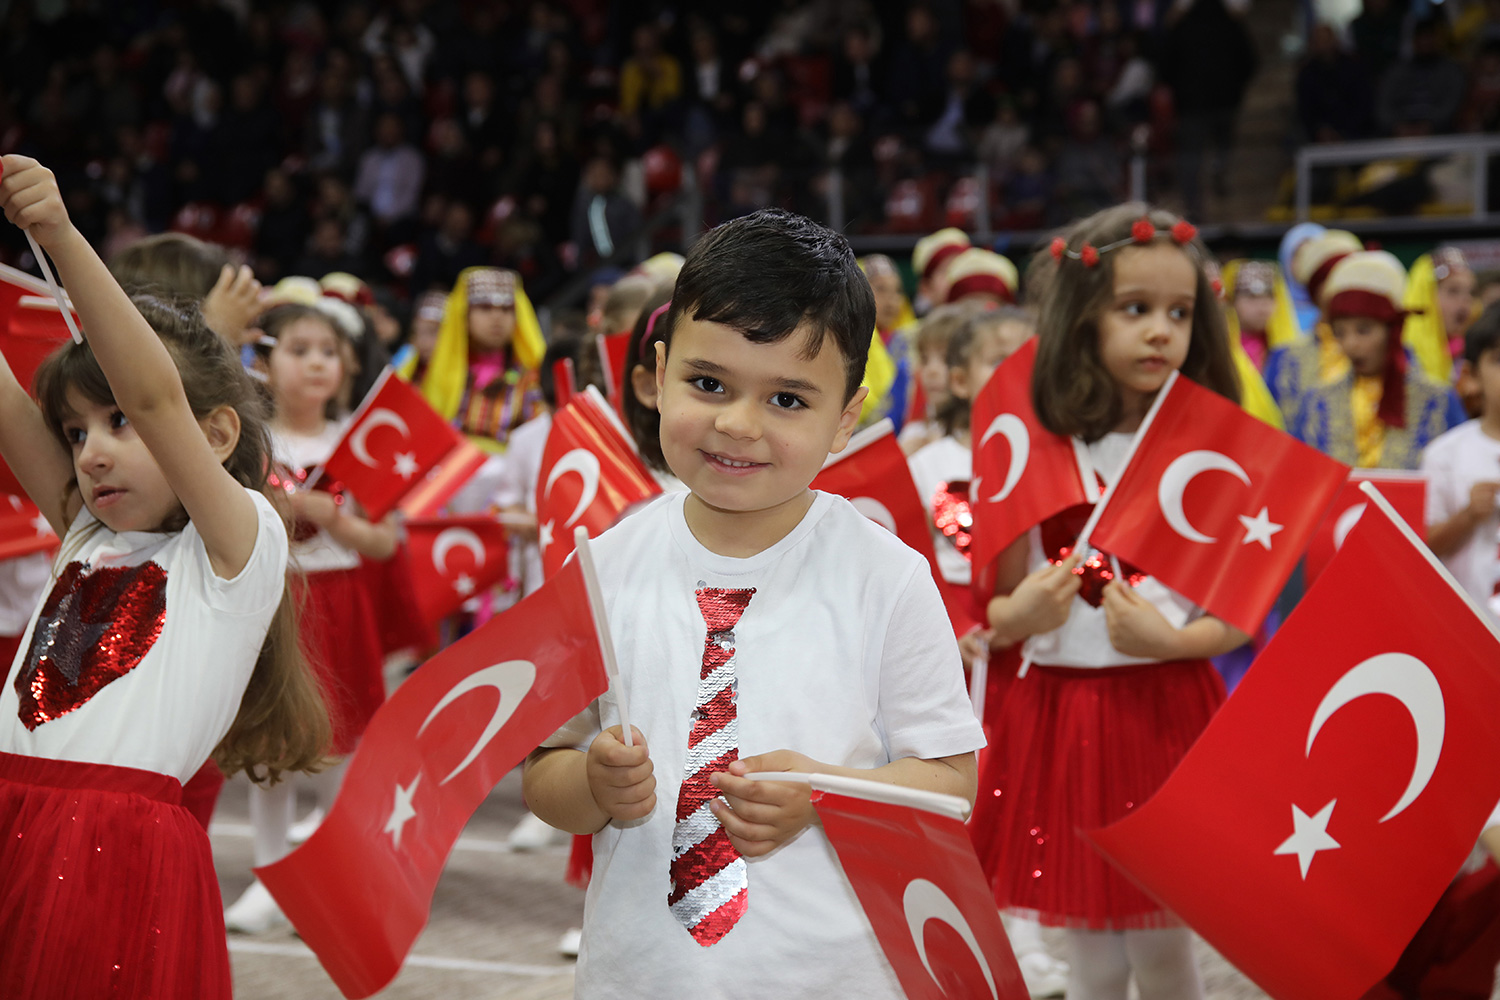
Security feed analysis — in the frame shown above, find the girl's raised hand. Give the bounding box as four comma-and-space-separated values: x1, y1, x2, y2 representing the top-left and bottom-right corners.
1101, 579, 1180, 660
0, 156, 73, 248
203, 264, 265, 346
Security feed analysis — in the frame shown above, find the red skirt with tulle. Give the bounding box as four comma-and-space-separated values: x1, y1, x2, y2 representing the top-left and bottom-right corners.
300, 566, 386, 754
970, 659, 1225, 930
0, 751, 232, 999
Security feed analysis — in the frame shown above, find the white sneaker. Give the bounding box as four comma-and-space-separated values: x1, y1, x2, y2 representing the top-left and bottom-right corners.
287, 807, 325, 845
1016, 948, 1067, 997
557, 927, 582, 957
224, 879, 287, 934
507, 811, 564, 851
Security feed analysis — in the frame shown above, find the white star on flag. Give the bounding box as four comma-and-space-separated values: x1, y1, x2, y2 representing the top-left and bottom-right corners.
31, 514, 52, 537
1273, 799, 1340, 879
392, 451, 420, 480
538, 519, 555, 552
384, 774, 422, 850
1238, 506, 1283, 550
452, 573, 475, 596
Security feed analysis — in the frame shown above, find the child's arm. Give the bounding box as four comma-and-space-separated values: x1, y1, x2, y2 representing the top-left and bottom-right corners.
986, 535, 1082, 646
709, 750, 977, 859
288, 491, 398, 560
0, 348, 77, 536
522, 726, 656, 835
1426, 480, 1499, 558
1100, 580, 1250, 660
1, 156, 258, 576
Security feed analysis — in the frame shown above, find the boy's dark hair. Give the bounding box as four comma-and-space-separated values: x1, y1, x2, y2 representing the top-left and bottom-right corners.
659, 208, 876, 401
1032, 202, 1240, 442
1464, 301, 1500, 367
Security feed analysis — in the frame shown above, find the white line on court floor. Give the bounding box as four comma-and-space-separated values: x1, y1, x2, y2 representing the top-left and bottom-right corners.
227, 940, 569, 978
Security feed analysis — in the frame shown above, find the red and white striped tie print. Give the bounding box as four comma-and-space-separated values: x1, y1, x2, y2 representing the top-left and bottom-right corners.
669, 585, 756, 946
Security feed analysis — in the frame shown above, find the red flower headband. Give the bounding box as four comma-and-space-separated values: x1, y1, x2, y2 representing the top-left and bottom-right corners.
1050, 217, 1199, 268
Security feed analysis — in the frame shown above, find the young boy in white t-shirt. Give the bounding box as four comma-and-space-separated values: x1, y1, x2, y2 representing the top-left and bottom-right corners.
523, 209, 985, 999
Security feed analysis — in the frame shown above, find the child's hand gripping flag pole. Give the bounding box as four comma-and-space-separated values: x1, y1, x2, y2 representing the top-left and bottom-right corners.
1087, 482, 1500, 1000
745, 771, 1029, 1000
256, 532, 624, 997
573, 525, 633, 746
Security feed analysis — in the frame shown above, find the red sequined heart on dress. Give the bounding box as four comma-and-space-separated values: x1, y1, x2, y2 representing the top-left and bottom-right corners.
932, 479, 974, 558
1039, 505, 1146, 607
15, 560, 168, 730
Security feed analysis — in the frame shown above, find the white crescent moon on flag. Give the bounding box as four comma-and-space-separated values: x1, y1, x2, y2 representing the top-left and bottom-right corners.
978, 414, 1029, 502
1306, 652, 1445, 823
543, 449, 601, 528
850, 496, 898, 533
902, 879, 999, 1000
417, 660, 537, 785
350, 408, 412, 468
432, 527, 486, 574
1333, 502, 1367, 551
1157, 450, 1251, 543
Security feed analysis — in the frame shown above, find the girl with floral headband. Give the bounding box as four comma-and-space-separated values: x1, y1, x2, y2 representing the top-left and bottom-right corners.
971, 203, 1247, 998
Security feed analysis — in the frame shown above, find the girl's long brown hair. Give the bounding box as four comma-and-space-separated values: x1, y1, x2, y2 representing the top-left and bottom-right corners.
33, 295, 331, 784
1031, 203, 1240, 442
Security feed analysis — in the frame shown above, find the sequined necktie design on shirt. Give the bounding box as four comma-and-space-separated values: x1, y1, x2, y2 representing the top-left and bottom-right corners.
669, 585, 756, 946
15, 560, 168, 730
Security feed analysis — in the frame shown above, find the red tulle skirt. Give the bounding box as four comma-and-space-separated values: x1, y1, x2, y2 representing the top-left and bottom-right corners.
300, 566, 387, 754
0, 752, 232, 999
970, 659, 1225, 930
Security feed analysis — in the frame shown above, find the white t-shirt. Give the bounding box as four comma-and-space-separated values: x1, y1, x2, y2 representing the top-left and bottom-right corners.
0, 552, 53, 634
493, 411, 551, 597
908, 434, 972, 586
1022, 432, 1200, 668
0, 489, 287, 783
272, 419, 360, 573
1421, 420, 1500, 614
545, 490, 985, 999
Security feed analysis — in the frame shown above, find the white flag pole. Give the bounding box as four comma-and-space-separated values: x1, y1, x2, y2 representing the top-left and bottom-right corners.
23, 232, 82, 344
969, 646, 989, 723
1071, 370, 1178, 555
742, 770, 971, 821
573, 526, 634, 746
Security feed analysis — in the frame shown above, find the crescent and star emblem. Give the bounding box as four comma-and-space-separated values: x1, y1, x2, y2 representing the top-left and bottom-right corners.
977, 414, 1029, 502
543, 449, 601, 530
902, 879, 1000, 999
1157, 450, 1283, 549
1332, 502, 1367, 550
850, 496, 899, 534
1274, 653, 1446, 878
433, 527, 487, 596
384, 660, 539, 850
349, 408, 419, 478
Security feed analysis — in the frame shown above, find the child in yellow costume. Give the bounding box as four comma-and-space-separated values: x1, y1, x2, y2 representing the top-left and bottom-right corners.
419, 267, 548, 453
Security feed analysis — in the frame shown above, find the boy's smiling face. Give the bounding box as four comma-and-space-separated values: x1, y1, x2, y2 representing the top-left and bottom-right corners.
656, 315, 866, 552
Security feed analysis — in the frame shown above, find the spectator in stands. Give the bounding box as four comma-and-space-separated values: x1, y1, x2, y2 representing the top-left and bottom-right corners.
684, 21, 736, 151
570, 155, 643, 269
425, 118, 486, 212
510, 119, 581, 249
302, 60, 369, 177
1159, 0, 1258, 219
1052, 100, 1122, 222
815, 101, 880, 230
354, 111, 426, 244
412, 201, 487, 296
619, 23, 682, 144
219, 73, 280, 206
832, 23, 887, 124
1458, 41, 1500, 133
297, 217, 366, 280
924, 49, 993, 167
459, 70, 508, 177
977, 98, 1031, 183
255, 168, 310, 283
887, 4, 950, 134
1377, 16, 1468, 136
1351, 0, 1406, 82
1297, 22, 1376, 143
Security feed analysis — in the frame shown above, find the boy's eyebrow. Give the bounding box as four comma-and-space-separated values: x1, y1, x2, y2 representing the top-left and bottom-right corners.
681, 357, 825, 396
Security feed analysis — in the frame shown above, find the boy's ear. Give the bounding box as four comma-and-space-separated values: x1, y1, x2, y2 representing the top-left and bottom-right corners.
829, 386, 869, 455
199, 405, 241, 463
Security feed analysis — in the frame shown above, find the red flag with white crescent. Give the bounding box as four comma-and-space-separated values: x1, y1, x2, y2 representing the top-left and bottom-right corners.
811, 421, 983, 635
802, 775, 1028, 1000
0, 265, 74, 495
256, 554, 610, 998
598, 330, 631, 411
536, 389, 659, 579
320, 369, 477, 520
0, 493, 58, 560
1089, 489, 1500, 1000
1086, 372, 1348, 634
969, 337, 1096, 589
403, 516, 513, 626
1304, 470, 1426, 586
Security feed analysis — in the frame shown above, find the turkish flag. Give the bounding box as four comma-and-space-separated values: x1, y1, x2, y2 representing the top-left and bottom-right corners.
320, 368, 479, 521
0, 266, 73, 496
551, 356, 576, 409
809, 776, 1028, 1000
1089, 491, 1500, 1000
0, 493, 58, 560
811, 421, 983, 635
1305, 470, 1426, 586
597, 330, 632, 411
536, 388, 659, 579
403, 516, 513, 626
1087, 372, 1348, 634
969, 337, 1096, 586
257, 554, 610, 998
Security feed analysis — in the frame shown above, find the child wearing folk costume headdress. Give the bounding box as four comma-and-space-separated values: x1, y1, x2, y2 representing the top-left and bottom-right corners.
1263, 229, 1362, 428
1404, 245, 1479, 386
1293, 251, 1466, 469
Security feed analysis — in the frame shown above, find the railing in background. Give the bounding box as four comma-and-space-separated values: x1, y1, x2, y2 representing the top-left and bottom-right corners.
1295, 134, 1500, 226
